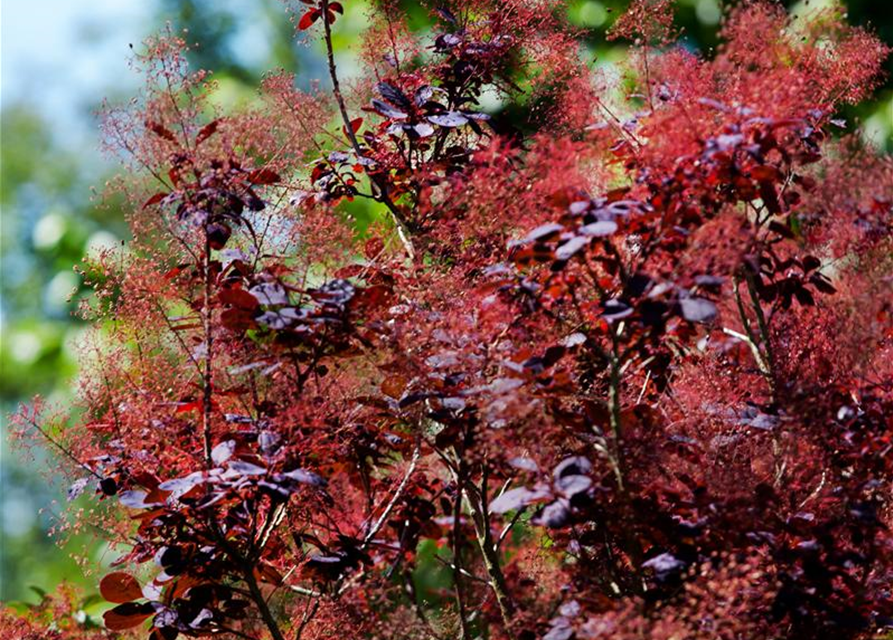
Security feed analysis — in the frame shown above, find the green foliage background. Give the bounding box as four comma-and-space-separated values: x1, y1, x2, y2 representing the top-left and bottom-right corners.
1, 0, 889, 611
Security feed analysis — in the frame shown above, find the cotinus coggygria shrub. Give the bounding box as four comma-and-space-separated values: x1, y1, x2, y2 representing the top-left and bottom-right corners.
6, 1, 893, 639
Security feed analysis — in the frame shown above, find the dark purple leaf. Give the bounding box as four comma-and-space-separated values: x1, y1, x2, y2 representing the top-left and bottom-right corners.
68, 477, 91, 501
103, 602, 155, 630
509, 457, 539, 472
436, 7, 457, 23
414, 85, 435, 107
536, 499, 571, 528
427, 112, 468, 127
189, 608, 214, 629
580, 220, 618, 237
524, 223, 564, 243
229, 460, 266, 476
569, 200, 591, 215
490, 487, 546, 514
377, 82, 411, 109
398, 391, 432, 408
694, 274, 724, 288
642, 552, 686, 579
602, 299, 633, 321
249, 283, 288, 306
153, 608, 179, 629
679, 297, 717, 323
158, 472, 206, 499
554, 236, 589, 261
794, 286, 815, 307
802, 255, 821, 272
556, 475, 592, 498
259, 430, 281, 455
282, 468, 327, 487
544, 623, 574, 640
100, 477, 118, 496
211, 440, 236, 466
554, 456, 592, 479
810, 274, 836, 294
412, 122, 435, 138
371, 99, 407, 120
434, 33, 463, 50
224, 413, 255, 424
118, 490, 159, 509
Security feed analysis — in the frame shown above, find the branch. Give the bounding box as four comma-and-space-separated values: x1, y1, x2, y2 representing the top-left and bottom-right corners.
742, 268, 776, 391
434, 555, 489, 585
497, 507, 526, 549
201, 231, 214, 466
451, 462, 472, 640
363, 442, 421, 546
733, 273, 774, 392
319, 0, 415, 259
253, 500, 288, 561
607, 325, 625, 492
286, 584, 322, 597
722, 327, 770, 376
293, 598, 321, 640
243, 563, 287, 640
462, 471, 516, 640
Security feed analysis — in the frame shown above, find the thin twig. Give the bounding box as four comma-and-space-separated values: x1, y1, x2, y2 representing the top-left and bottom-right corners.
286, 584, 323, 597
722, 327, 769, 375
21, 413, 104, 481
363, 442, 421, 546
201, 231, 214, 466
497, 507, 526, 549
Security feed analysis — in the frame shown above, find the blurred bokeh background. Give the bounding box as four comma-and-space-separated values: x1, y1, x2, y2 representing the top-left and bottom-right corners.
1, 0, 890, 609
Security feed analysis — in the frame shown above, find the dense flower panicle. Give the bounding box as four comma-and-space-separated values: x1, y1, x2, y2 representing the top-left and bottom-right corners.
5, 1, 893, 639
608, 0, 676, 44
357, 0, 421, 75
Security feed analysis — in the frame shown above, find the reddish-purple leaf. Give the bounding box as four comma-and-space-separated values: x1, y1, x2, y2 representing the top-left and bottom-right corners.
298, 9, 320, 30
343, 117, 363, 136
524, 223, 564, 243
100, 572, 144, 604
145, 120, 177, 143
371, 99, 407, 120
103, 602, 155, 630
118, 490, 155, 509
247, 168, 281, 185
282, 468, 327, 487
554, 236, 589, 261
377, 82, 411, 109
143, 192, 168, 209
229, 460, 267, 476
580, 220, 618, 237
195, 119, 220, 145
428, 112, 468, 127
211, 440, 236, 465
491, 487, 542, 514
679, 297, 717, 323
